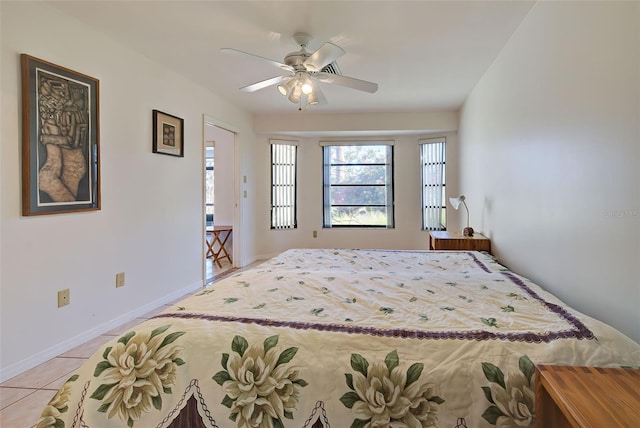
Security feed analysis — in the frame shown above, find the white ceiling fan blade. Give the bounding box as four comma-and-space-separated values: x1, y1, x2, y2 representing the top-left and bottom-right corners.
316, 72, 379, 93
240, 75, 289, 92
304, 42, 345, 72
220, 48, 294, 72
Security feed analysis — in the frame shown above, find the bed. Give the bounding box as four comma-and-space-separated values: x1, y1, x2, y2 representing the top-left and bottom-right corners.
37, 249, 640, 428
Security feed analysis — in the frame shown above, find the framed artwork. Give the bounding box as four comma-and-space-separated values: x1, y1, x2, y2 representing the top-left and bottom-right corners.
152, 110, 184, 157
21, 54, 101, 216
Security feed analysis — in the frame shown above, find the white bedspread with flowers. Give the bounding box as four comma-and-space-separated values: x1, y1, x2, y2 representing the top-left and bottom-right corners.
37, 249, 640, 428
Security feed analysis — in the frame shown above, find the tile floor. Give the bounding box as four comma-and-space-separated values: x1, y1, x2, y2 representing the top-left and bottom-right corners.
0, 258, 238, 427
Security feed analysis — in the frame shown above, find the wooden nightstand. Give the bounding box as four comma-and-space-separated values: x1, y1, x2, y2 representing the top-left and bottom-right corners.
535, 365, 640, 428
428, 230, 491, 253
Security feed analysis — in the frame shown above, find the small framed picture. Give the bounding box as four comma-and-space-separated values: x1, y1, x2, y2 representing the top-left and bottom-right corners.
152, 110, 184, 157
21, 54, 101, 216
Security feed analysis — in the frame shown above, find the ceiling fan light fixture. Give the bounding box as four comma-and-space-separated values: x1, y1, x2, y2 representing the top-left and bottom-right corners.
307, 90, 319, 105
288, 85, 302, 103
299, 74, 313, 94
301, 83, 313, 95
224, 32, 379, 110
277, 78, 296, 96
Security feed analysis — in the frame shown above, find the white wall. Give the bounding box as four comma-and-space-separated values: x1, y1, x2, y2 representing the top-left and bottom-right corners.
250, 111, 460, 259
458, 1, 639, 342
0, 2, 254, 380
253, 111, 459, 136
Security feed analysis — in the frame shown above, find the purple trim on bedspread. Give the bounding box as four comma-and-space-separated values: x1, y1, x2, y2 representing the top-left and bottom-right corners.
153, 312, 584, 343
152, 251, 595, 344
467, 252, 492, 273
500, 271, 595, 340
343, 249, 494, 273
154, 276, 595, 344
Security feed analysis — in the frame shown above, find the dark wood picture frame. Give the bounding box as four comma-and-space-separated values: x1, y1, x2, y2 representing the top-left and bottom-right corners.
152, 110, 184, 157
21, 54, 100, 216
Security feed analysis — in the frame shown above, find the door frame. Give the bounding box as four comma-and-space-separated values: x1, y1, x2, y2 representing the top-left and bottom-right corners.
202, 114, 240, 282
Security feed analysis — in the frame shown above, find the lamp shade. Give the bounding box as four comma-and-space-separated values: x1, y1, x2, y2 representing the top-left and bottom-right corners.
449, 195, 474, 236
277, 78, 296, 96
449, 195, 465, 210
288, 85, 302, 103
307, 90, 319, 105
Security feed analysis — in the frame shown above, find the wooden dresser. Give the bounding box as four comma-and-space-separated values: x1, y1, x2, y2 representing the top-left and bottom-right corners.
535, 365, 640, 427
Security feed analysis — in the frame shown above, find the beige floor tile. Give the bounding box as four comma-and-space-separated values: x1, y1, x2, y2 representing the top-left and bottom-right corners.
0, 388, 36, 410
41, 359, 87, 391
0, 389, 54, 427
0, 358, 85, 389
58, 335, 112, 359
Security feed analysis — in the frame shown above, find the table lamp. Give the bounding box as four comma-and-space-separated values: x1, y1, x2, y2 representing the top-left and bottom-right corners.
449, 195, 474, 237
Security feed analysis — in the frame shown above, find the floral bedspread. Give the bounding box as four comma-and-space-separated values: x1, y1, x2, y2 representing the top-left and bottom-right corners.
38, 249, 640, 428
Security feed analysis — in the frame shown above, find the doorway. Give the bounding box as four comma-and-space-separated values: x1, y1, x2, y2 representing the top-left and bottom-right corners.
204, 119, 237, 284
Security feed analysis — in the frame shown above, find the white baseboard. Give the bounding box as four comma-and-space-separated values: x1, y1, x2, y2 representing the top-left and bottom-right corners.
0, 280, 203, 383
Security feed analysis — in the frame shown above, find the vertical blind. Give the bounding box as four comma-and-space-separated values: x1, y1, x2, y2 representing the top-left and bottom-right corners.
270, 140, 298, 229
420, 138, 446, 230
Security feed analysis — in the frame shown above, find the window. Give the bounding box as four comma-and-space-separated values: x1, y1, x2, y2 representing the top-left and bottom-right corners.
270, 140, 297, 229
420, 138, 446, 230
322, 142, 394, 228
205, 146, 214, 226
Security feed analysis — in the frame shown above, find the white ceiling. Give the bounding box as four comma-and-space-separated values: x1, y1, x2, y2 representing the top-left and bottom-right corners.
50, 1, 535, 115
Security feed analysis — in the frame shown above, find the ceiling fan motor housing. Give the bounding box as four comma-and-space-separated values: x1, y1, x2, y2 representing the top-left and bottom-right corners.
284, 51, 311, 71
285, 33, 314, 71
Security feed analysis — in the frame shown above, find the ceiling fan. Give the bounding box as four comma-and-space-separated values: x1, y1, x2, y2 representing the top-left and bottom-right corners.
221, 32, 378, 109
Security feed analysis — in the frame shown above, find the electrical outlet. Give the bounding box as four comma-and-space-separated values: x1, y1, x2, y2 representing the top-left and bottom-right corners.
116, 272, 125, 288
313, 230, 317, 238
57, 289, 70, 307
